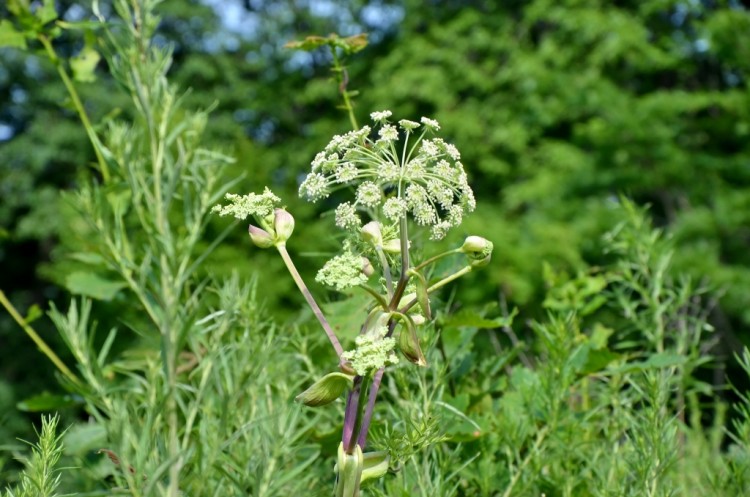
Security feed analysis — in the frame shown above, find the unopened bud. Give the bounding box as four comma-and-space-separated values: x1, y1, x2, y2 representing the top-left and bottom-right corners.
248, 224, 274, 248
461, 236, 493, 268
411, 314, 426, 326
361, 450, 389, 482
461, 236, 493, 257
469, 254, 491, 268
295, 372, 354, 407
335, 443, 364, 497
361, 257, 375, 277
395, 313, 427, 367
273, 208, 295, 244
382, 238, 402, 253
361, 221, 383, 246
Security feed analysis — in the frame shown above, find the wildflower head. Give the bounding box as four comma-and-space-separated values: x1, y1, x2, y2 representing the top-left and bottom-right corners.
213, 188, 297, 247
341, 326, 399, 376
298, 111, 475, 240
316, 251, 371, 291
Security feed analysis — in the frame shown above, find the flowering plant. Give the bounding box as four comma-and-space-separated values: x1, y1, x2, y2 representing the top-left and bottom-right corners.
214, 111, 492, 495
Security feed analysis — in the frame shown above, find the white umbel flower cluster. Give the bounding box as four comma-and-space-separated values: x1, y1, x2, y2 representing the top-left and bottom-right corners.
298, 111, 475, 239
341, 326, 399, 376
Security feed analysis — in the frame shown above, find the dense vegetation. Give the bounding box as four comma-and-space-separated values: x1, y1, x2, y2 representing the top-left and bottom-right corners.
1, 0, 750, 495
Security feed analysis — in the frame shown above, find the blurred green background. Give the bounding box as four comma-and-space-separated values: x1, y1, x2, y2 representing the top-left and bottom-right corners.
1, 0, 749, 453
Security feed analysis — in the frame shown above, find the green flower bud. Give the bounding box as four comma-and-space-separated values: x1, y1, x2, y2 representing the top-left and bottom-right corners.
295, 372, 354, 407
335, 442, 364, 497
382, 238, 402, 253
361, 451, 389, 482
361, 257, 375, 277
248, 224, 274, 248
361, 221, 383, 246
395, 313, 427, 367
469, 254, 491, 268
461, 236, 493, 258
273, 208, 295, 244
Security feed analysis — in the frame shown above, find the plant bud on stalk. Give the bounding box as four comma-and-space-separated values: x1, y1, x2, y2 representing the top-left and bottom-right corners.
273, 208, 295, 244
361, 221, 383, 246
361, 257, 375, 277
461, 236, 493, 256
469, 254, 491, 268
335, 442, 364, 497
248, 224, 274, 248
381, 238, 403, 253
461, 236, 493, 266
296, 372, 354, 407
361, 451, 390, 482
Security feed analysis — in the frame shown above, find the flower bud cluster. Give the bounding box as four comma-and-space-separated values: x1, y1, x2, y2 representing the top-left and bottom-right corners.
212, 188, 296, 247
341, 326, 399, 376
298, 111, 476, 240
315, 251, 372, 291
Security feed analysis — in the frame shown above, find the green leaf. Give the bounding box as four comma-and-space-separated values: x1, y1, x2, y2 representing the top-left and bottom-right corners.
63, 423, 107, 456
65, 271, 126, 300
439, 307, 517, 329
35, 0, 57, 25
0, 20, 27, 49
284, 33, 368, 54
71, 45, 100, 83
581, 348, 621, 375
24, 303, 43, 324
17, 392, 83, 412
610, 353, 687, 373
295, 372, 354, 407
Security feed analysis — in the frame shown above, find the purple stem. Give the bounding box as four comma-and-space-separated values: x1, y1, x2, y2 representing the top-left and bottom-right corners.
342, 376, 363, 451
357, 367, 385, 448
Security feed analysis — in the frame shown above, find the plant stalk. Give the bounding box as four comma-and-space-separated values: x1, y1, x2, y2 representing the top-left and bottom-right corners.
37, 34, 111, 183
0, 290, 81, 387
276, 243, 343, 357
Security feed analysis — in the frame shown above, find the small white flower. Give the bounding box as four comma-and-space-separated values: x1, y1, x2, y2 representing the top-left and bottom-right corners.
405, 160, 426, 180
399, 119, 420, 131
378, 124, 398, 142
461, 187, 477, 211
420, 116, 440, 130
356, 182, 382, 208
405, 184, 428, 206
419, 139, 440, 157
370, 110, 393, 122
444, 143, 460, 160
299, 173, 329, 202
311, 151, 327, 171
212, 187, 280, 220
335, 202, 361, 230
383, 197, 408, 222
341, 327, 399, 375
447, 204, 463, 226
316, 251, 370, 291
430, 220, 452, 240
426, 179, 454, 210
412, 201, 437, 226
434, 159, 454, 180
377, 161, 401, 182
334, 161, 358, 183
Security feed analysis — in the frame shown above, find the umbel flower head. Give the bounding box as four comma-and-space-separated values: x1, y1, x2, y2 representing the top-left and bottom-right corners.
298, 111, 476, 240
212, 187, 295, 246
